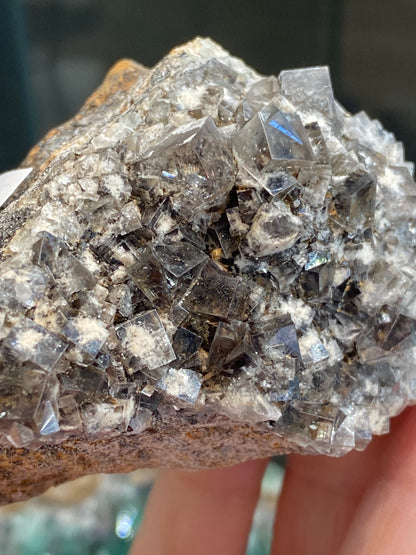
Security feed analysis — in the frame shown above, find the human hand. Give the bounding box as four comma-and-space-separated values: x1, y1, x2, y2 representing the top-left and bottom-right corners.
130, 407, 416, 555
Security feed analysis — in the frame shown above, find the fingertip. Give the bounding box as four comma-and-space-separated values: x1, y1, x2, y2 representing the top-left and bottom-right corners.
130, 458, 269, 555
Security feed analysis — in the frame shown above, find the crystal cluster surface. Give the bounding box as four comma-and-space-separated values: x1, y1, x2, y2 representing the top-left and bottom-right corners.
1, 38, 416, 457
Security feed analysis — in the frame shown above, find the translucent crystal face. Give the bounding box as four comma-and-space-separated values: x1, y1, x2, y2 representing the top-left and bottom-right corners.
0, 38, 415, 455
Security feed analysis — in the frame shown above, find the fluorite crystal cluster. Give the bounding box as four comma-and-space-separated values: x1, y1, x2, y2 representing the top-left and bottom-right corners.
1, 38, 416, 470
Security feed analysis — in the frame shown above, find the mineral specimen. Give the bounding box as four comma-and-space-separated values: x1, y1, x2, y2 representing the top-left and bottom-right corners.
1, 38, 416, 503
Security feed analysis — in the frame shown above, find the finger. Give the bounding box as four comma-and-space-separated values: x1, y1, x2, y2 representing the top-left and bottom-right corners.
272, 418, 393, 555
130, 458, 268, 555
340, 407, 416, 555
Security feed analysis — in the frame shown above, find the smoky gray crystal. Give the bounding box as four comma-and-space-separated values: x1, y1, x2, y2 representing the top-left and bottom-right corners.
0, 38, 415, 457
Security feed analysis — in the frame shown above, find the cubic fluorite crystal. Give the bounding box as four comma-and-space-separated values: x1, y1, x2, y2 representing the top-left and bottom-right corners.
1, 38, 416, 501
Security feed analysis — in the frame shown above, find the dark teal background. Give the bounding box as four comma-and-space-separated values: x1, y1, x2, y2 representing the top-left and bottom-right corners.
1, 0, 415, 171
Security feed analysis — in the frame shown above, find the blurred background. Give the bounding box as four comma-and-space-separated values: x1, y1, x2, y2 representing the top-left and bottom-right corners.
0, 0, 415, 553
0, 463, 285, 555
1, 0, 415, 173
